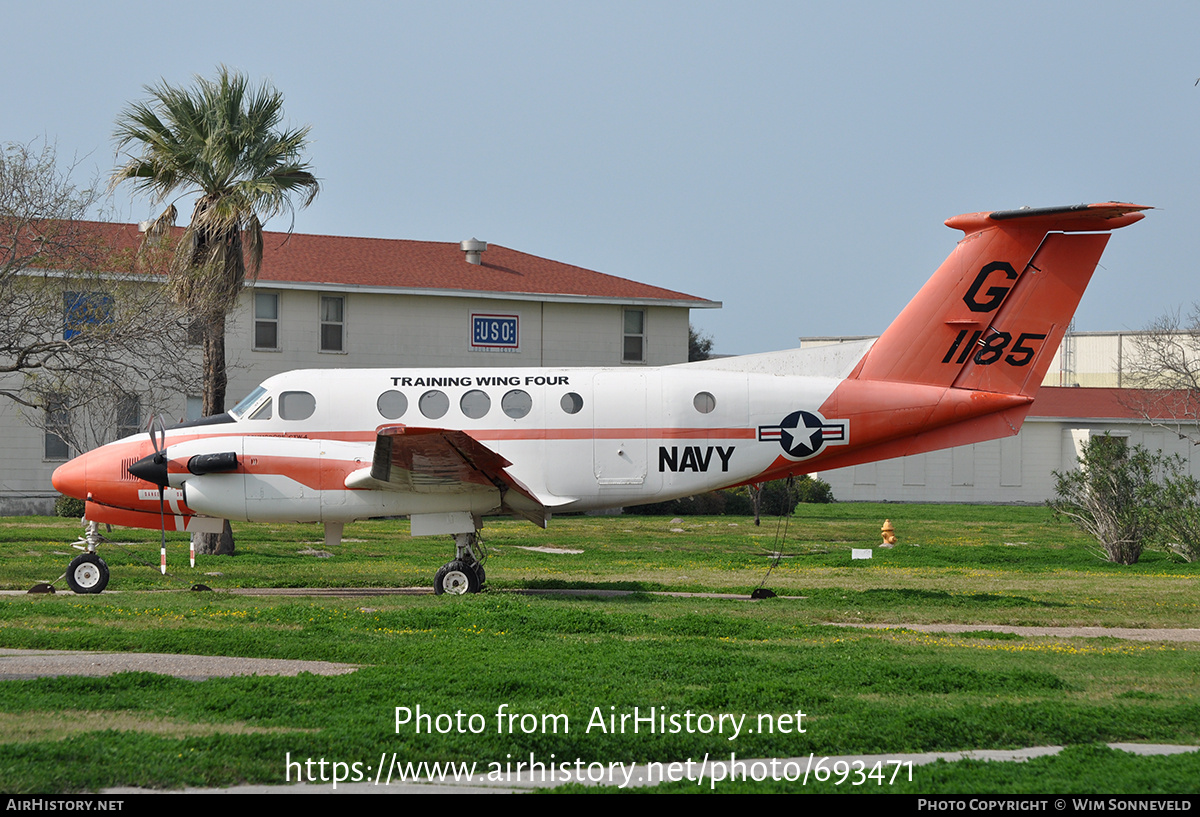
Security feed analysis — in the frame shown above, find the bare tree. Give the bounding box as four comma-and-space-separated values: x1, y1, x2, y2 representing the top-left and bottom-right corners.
0, 140, 194, 456
1124, 306, 1200, 446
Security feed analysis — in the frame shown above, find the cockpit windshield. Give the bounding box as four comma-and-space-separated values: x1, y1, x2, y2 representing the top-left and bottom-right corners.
229, 386, 267, 420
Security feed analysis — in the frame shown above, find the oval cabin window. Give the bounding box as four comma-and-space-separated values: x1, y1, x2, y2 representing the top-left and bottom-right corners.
501, 389, 532, 419
377, 390, 408, 420
419, 390, 449, 419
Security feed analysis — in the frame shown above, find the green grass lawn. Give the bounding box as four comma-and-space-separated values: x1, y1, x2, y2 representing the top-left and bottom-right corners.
0, 505, 1196, 793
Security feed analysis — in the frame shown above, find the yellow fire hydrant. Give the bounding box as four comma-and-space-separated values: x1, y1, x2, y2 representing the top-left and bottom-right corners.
880, 519, 897, 548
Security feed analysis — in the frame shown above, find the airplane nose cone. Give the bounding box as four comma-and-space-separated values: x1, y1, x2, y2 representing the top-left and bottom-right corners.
51, 455, 88, 500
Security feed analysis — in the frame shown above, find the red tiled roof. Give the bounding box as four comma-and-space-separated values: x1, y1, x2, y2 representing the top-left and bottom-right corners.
1030, 387, 1196, 421
46, 221, 713, 304
257, 230, 711, 302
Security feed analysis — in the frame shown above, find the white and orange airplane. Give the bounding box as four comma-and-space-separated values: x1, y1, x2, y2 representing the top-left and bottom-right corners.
52, 202, 1147, 595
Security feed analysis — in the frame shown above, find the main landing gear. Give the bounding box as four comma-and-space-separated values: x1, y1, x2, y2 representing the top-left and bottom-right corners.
65, 521, 110, 594
434, 532, 486, 595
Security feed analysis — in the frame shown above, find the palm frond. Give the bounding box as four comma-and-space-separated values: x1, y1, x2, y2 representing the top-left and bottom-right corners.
112, 65, 319, 294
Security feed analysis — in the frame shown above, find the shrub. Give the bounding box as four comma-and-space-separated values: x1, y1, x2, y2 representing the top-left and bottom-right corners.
1149, 466, 1200, 563
629, 476, 834, 517
1050, 435, 1194, 565
794, 474, 836, 504
55, 494, 86, 519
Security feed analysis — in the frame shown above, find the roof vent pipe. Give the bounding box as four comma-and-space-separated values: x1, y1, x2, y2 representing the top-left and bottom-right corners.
460, 238, 487, 265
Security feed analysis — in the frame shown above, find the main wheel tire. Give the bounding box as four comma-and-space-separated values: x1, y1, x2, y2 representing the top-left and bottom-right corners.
66, 554, 109, 594
472, 562, 486, 586
433, 560, 480, 595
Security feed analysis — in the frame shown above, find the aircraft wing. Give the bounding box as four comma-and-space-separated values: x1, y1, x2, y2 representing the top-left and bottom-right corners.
344, 425, 556, 527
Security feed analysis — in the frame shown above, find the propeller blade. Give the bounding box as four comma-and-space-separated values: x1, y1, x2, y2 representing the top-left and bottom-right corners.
142, 415, 168, 574
150, 415, 165, 455
158, 487, 167, 575
129, 415, 170, 488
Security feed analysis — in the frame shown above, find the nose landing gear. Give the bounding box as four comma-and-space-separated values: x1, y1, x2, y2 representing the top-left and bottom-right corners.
62, 520, 110, 594
66, 552, 109, 594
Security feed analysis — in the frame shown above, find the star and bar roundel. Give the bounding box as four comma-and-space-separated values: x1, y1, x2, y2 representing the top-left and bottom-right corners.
757, 410, 849, 460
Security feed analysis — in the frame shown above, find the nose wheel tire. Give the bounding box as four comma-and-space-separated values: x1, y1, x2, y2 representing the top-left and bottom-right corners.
66, 554, 109, 594
434, 560, 481, 595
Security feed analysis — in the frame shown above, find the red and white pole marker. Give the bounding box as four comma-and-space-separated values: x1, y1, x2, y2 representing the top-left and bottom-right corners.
190, 537, 195, 568
160, 543, 166, 575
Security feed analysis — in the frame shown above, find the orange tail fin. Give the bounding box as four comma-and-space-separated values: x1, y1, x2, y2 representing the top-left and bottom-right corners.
852, 203, 1148, 394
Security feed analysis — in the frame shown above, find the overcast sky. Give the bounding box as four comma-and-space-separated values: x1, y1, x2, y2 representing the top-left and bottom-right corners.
3, 1, 1196, 355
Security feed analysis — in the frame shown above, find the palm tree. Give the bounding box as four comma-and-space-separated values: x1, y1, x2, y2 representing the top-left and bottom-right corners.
113, 66, 319, 417
113, 67, 319, 555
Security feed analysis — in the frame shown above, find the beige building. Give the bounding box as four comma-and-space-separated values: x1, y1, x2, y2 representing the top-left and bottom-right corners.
1, 225, 718, 514
816, 387, 1200, 504
801, 330, 1172, 389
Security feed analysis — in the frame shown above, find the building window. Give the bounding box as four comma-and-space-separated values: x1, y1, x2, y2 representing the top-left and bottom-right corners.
623, 309, 645, 362
320, 296, 344, 352
63, 292, 113, 340
254, 292, 279, 350
116, 394, 140, 439
187, 395, 203, 421
45, 399, 70, 460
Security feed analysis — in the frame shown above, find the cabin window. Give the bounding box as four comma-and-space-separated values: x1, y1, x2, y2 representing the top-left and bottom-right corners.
560, 392, 584, 414
622, 309, 644, 362
693, 392, 716, 414
320, 295, 344, 352
230, 387, 266, 419
279, 391, 316, 421
419, 390, 449, 419
501, 389, 532, 419
248, 398, 273, 420
254, 292, 279, 350
460, 389, 491, 419
377, 390, 408, 420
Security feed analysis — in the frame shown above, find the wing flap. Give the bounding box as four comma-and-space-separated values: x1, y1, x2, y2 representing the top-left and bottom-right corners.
351, 424, 557, 527
371, 425, 508, 493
